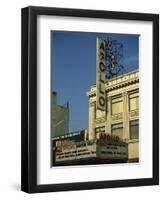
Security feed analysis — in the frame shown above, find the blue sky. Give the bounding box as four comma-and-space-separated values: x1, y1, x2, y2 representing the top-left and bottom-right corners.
51, 31, 139, 132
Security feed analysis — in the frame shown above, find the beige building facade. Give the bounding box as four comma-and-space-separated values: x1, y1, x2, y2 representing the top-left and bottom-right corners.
87, 70, 139, 162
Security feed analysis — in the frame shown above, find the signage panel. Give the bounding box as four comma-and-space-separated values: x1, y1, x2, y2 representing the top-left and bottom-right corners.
96, 38, 106, 111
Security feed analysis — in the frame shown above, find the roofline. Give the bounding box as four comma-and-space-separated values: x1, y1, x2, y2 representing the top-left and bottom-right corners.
89, 69, 139, 89
106, 69, 139, 82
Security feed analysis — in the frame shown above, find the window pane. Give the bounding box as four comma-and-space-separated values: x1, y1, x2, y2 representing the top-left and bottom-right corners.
112, 123, 123, 139
112, 100, 123, 115
129, 95, 139, 111
130, 120, 139, 139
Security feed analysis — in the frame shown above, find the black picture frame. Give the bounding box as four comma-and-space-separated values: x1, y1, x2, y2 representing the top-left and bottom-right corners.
21, 6, 159, 193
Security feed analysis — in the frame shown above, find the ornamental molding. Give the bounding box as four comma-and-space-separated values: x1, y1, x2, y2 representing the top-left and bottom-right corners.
87, 71, 139, 98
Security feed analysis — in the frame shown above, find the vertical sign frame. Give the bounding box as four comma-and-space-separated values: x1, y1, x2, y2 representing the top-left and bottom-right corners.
96, 38, 106, 112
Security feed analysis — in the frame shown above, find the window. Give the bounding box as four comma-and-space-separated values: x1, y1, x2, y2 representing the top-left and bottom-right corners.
111, 97, 123, 115
111, 123, 123, 139
130, 120, 139, 139
129, 93, 139, 111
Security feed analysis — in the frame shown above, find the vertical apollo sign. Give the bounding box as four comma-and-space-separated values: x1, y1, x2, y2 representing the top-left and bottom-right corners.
96, 38, 106, 111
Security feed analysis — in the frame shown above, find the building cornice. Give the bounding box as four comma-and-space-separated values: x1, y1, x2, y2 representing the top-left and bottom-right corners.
87, 71, 139, 98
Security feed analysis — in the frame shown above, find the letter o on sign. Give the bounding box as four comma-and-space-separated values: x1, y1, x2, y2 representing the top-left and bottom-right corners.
99, 62, 105, 72
99, 96, 105, 107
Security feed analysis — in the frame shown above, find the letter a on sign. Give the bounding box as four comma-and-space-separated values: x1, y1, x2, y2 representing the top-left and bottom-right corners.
96, 38, 106, 111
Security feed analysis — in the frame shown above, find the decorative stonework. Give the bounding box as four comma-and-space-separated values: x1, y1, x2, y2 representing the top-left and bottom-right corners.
95, 117, 106, 124
87, 71, 139, 98
112, 113, 123, 121
130, 109, 139, 117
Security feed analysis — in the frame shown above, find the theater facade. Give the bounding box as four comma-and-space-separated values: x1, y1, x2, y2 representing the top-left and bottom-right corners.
52, 38, 139, 165
87, 70, 139, 162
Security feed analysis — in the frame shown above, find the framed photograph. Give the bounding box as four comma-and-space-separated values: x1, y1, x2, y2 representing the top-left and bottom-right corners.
21, 6, 159, 193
